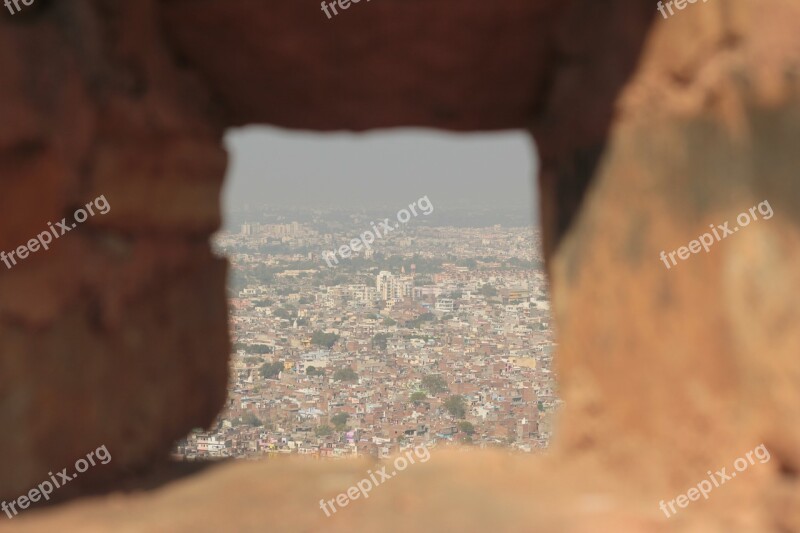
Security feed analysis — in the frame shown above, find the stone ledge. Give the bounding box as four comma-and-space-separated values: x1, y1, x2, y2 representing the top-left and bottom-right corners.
9, 451, 793, 532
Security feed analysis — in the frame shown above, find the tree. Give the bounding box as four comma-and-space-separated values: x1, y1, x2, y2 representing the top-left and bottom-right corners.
306, 366, 324, 377
333, 367, 358, 382
410, 391, 427, 405
315, 425, 333, 437
252, 264, 276, 284
249, 344, 273, 354
372, 333, 389, 351
331, 413, 349, 431
383, 317, 397, 326
421, 375, 448, 395
233, 412, 262, 427
407, 312, 435, 329
311, 330, 339, 348
444, 395, 467, 419
479, 284, 497, 297
458, 421, 475, 435
233, 342, 247, 352
260, 361, 284, 379
273, 308, 294, 320
228, 270, 249, 296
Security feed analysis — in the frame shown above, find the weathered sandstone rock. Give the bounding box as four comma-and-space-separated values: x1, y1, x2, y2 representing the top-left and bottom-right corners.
1, 0, 799, 531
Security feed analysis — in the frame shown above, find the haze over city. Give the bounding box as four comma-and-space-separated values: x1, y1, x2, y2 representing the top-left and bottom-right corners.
223, 127, 539, 223
173, 126, 559, 464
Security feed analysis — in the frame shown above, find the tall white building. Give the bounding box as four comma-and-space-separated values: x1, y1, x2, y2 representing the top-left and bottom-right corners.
377, 271, 394, 301
376, 271, 414, 301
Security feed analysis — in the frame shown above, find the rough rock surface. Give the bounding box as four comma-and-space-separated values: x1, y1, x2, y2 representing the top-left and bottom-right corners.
6, 451, 793, 532
552, 0, 800, 505
159, 0, 563, 131
0, 0, 229, 500
1, 0, 800, 531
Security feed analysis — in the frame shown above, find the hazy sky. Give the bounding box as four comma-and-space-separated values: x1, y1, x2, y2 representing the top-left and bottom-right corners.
223, 127, 538, 216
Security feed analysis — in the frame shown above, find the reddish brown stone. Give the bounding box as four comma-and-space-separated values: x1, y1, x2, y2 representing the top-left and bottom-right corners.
1, 0, 800, 531
0, 0, 229, 499
159, 0, 564, 131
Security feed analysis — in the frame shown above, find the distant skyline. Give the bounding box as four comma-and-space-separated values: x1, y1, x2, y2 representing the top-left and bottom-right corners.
223, 127, 539, 223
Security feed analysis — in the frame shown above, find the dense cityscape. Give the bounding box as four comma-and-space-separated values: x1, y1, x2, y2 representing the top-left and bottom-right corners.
173, 206, 560, 460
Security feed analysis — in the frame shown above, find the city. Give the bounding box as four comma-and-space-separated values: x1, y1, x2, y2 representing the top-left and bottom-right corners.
173, 206, 561, 460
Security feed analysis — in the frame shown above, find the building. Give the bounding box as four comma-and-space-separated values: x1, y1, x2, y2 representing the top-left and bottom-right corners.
376, 271, 414, 302
435, 298, 454, 312
197, 434, 232, 456
500, 288, 531, 305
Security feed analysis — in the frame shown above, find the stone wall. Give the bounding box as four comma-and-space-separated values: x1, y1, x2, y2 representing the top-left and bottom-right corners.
1, 0, 799, 530
0, 0, 229, 499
